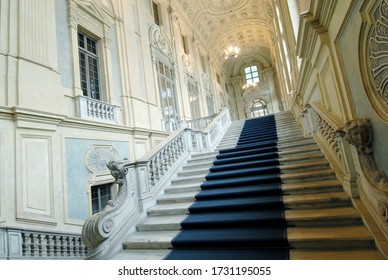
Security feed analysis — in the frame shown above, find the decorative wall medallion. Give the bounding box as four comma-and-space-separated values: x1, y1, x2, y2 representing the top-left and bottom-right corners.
361, 0, 388, 122
85, 145, 119, 174
369, 0, 388, 105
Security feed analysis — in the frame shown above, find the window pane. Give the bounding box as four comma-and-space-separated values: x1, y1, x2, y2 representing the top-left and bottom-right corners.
91, 184, 112, 214
165, 65, 171, 79
78, 33, 85, 49
159, 62, 164, 75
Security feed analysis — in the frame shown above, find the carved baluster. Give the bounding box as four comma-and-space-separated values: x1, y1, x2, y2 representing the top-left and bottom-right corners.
148, 160, 155, 186
37, 234, 44, 257
167, 145, 172, 167
161, 147, 168, 172
70, 236, 77, 257
30, 234, 39, 257
22, 233, 31, 257
174, 138, 180, 160
46, 235, 54, 257
59, 236, 66, 257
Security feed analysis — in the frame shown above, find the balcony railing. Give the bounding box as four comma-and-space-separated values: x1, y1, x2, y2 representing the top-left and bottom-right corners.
76, 96, 121, 124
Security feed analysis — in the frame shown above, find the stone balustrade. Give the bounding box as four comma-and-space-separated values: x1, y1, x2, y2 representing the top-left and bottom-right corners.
0, 227, 88, 259
82, 108, 231, 259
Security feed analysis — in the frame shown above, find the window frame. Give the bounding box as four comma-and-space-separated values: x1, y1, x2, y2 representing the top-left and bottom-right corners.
91, 183, 112, 214
156, 59, 180, 124
78, 31, 101, 100
244, 65, 260, 85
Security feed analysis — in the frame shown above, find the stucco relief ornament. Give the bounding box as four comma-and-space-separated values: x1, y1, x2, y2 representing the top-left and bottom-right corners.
85, 145, 119, 174
344, 119, 388, 189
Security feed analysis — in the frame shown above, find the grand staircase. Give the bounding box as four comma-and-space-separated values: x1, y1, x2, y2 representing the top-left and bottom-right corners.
112, 111, 385, 260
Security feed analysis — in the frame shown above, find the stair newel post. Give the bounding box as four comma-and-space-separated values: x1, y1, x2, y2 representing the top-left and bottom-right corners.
133, 161, 149, 211
183, 129, 193, 152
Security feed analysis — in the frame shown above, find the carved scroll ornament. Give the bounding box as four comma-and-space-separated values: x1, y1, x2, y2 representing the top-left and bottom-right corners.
81, 160, 129, 249
343, 119, 387, 189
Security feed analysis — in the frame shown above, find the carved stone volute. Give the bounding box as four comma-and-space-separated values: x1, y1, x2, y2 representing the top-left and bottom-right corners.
81, 160, 130, 249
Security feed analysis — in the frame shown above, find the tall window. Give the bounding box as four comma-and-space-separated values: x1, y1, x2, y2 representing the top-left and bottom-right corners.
244, 65, 259, 86
206, 94, 215, 115
157, 60, 179, 124
152, 1, 160, 26
91, 183, 112, 214
78, 32, 101, 100
187, 79, 200, 119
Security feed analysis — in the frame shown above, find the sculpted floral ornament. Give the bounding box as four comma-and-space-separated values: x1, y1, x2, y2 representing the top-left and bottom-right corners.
343, 119, 387, 188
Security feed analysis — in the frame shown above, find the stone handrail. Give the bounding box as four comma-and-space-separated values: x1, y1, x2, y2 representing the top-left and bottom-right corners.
301, 102, 388, 245
82, 108, 231, 259
310, 102, 345, 170
162, 111, 222, 132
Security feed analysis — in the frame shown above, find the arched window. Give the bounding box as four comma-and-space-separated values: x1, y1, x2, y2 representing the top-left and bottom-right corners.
244, 65, 260, 86
250, 99, 268, 117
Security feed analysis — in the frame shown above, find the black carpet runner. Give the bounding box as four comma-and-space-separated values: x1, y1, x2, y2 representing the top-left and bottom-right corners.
165, 115, 289, 260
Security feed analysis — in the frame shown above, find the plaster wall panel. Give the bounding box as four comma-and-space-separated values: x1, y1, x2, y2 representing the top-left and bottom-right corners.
17, 135, 55, 223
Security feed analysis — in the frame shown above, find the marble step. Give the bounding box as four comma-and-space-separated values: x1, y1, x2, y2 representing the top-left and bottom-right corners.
170, 174, 207, 185
288, 226, 376, 249
111, 249, 170, 260
177, 167, 212, 177
282, 179, 343, 194
148, 192, 352, 216
280, 160, 331, 173
123, 231, 177, 249
123, 226, 375, 251
182, 161, 214, 171
164, 183, 202, 194
160, 179, 343, 201
290, 249, 385, 260
157, 192, 197, 204
136, 207, 362, 232
281, 169, 337, 183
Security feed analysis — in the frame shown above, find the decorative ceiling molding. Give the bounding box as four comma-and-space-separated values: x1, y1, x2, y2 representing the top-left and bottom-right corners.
173, 0, 274, 73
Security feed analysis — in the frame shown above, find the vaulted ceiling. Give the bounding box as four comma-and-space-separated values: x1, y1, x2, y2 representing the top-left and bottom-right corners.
174, 0, 276, 77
